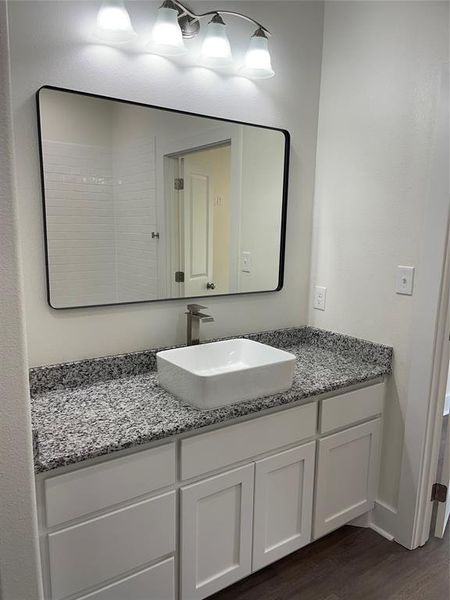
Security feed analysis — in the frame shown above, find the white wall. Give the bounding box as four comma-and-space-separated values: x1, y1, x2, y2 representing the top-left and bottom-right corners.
7, 0, 324, 366
310, 0, 449, 529
0, 1, 43, 597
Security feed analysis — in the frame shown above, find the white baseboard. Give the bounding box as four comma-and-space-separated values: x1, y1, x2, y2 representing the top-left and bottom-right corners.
369, 521, 395, 541
371, 499, 397, 541
347, 502, 397, 542
348, 512, 371, 528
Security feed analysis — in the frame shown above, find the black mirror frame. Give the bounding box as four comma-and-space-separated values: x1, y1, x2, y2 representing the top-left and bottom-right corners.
36, 85, 290, 310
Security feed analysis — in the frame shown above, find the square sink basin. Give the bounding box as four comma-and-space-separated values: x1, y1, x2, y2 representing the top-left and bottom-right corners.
157, 339, 296, 410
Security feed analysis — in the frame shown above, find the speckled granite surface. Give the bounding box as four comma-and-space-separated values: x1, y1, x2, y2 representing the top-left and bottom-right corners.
31, 327, 392, 474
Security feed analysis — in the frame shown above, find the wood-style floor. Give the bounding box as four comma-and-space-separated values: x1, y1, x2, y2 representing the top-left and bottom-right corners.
209, 525, 449, 600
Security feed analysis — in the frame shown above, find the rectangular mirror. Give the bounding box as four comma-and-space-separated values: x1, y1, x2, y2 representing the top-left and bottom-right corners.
37, 87, 289, 309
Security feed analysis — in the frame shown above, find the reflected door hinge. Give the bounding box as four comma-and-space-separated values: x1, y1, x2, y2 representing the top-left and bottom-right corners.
174, 178, 184, 191
431, 483, 448, 503
175, 271, 185, 283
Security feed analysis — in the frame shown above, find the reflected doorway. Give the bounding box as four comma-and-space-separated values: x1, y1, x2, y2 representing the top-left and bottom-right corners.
166, 142, 232, 298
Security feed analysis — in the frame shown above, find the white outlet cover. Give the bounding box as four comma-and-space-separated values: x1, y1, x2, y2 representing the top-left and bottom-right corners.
313, 286, 327, 311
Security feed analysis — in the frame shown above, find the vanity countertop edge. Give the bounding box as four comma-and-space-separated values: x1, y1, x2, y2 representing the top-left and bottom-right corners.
30, 326, 393, 475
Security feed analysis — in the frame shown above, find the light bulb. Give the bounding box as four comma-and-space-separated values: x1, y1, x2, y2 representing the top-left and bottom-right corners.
150, 1, 186, 56
95, 0, 136, 44
201, 14, 232, 68
240, 28, 274, 79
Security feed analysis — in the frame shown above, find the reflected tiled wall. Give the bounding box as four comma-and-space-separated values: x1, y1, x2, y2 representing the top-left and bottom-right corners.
43, 138, 157, 307
43, 140, 116, 307
112, 137, 158, 302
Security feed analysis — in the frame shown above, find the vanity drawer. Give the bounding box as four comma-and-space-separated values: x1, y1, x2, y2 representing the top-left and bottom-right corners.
320, 383, 384, 434
45, 443, 176, 527
77, 557, 175, 600
48, 491, 176, 600
181, 403, 317, 480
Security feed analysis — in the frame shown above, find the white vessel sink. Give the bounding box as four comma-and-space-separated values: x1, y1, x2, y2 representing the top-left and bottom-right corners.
157, 339, 296, 410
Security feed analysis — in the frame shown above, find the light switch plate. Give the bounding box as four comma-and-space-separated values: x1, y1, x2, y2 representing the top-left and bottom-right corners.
241, 251, 251, 273
313, 286, 327, 311
396, 266, 415, 295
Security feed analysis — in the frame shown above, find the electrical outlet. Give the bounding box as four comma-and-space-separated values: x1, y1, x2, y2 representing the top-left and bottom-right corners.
396, 266, 415, 295
313, 286, 327, 311
241, 251, 251, 273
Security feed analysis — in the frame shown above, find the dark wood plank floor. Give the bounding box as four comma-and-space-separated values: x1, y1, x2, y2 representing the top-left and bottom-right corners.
209, 525, 449, 600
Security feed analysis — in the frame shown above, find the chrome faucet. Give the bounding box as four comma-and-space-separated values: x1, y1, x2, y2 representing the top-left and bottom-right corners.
186, 304, 214, 346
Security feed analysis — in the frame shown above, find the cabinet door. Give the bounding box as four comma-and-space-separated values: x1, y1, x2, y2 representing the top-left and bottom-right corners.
253, 442, 315, 571
314, 419, 381, 539
180, 464, 254, 600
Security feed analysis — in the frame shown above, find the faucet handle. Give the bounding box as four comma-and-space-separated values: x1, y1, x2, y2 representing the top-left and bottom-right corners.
186, 304, 208, 314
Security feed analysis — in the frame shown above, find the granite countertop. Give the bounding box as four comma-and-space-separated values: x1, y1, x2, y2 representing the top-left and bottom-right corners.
30, 327, 393, 474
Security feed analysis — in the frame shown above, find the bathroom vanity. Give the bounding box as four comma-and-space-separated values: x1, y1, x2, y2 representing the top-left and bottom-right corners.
31, 327, 392, 600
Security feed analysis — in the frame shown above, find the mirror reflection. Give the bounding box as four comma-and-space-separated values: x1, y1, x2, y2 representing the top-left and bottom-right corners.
38, 88, 289, 308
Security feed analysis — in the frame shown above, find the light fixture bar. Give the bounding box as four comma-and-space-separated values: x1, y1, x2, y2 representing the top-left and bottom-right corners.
165, 0, 271, 38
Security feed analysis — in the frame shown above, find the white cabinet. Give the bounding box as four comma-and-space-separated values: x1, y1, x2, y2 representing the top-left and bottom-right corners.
252, 442, 316, 570
180, 464, 254, 600
314, 419, 381, 539
38, 382, 386, 600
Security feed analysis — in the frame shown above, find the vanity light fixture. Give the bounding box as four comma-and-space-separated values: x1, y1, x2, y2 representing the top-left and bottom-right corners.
95, 0, 136, 43
153, 0, 274, 77
200, 14, 233, 68
150, 0, 187, 56
240, 28, 275, 79
94, 0, 274, 78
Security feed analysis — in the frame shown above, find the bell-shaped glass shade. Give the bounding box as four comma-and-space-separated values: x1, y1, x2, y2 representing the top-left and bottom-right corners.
95, 0, 136, 44
201, 19, 232, 67
150, 6, 187, 56
240, 31, 274, 79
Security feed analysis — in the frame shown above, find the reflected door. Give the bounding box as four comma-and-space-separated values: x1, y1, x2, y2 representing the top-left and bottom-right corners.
180, 152, 214, 297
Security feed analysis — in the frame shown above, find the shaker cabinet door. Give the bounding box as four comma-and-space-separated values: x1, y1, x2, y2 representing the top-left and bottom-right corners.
253, 442, 316, 571
180, 464, 254, 600
314, 419, 381, 539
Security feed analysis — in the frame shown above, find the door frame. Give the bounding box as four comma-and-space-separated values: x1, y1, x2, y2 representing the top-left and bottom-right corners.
392, 63, 450, 549
420, 217, 450, 542
156, 125, 243, 299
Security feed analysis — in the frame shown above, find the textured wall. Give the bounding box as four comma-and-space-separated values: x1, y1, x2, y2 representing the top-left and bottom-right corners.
8, 0, 324, 366
0, 1, 43, 597
310, 1, 449, 519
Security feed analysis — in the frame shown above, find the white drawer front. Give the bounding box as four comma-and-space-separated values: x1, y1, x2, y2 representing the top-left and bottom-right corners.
45, 443, 176, 527
48, 491, 176, 600
181, 403, 317, 481
320, 383, 384, 434
77, 558, 175, 600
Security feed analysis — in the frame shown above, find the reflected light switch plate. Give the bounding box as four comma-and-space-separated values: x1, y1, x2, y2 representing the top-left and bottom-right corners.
241, 251, 251, 273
